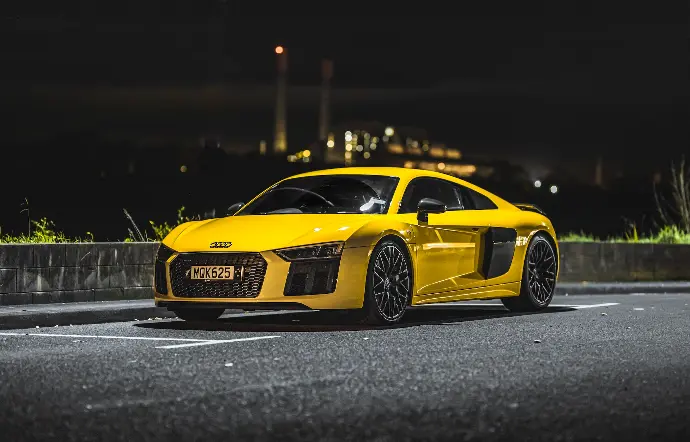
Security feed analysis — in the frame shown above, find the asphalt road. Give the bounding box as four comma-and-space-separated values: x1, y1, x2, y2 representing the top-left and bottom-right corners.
1, 294, 689, 442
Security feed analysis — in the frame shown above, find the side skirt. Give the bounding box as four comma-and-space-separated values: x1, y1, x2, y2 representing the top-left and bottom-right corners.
411, 281, 521, 306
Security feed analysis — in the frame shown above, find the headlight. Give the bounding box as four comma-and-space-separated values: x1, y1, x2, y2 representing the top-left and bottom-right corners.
275, 242, 344, 261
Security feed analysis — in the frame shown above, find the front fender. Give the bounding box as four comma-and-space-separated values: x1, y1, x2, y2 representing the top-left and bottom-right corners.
345, 219, 415, 249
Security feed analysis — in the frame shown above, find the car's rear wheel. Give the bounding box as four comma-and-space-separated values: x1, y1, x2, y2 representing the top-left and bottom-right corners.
359, 239, 413, 325
173, 308, 225, 322
501, 233, 557, 312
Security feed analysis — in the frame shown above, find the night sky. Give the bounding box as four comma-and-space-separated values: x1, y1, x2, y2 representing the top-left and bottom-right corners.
4, 3, 688, 178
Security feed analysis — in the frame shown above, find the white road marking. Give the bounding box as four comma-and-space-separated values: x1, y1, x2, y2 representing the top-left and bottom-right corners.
417, 302, 619, 309
0, 332, 204, 342
565, 302, 619, 309
0, 332, 281, 350
156, 336, 281, 349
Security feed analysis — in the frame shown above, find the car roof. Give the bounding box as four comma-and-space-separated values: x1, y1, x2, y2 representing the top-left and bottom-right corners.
292, 166, 460, 182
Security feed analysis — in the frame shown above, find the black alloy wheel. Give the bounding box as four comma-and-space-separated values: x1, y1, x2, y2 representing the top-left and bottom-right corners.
501, 233, 557, 312
360, 239, 412, 324
527, 238, 557, 305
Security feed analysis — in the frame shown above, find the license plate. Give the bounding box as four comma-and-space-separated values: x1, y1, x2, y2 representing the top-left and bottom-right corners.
190, 265, 234, 280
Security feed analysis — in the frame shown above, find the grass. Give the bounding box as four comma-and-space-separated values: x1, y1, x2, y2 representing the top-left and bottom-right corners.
559, 225, 690, 244
2, 211, 689, 245
124, 206, 199, 242
0, 207, 197, 244
0, 218, 93, 244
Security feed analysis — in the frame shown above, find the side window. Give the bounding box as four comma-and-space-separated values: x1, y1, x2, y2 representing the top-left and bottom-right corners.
399, 178, 462, 213
461, 186, 498, 210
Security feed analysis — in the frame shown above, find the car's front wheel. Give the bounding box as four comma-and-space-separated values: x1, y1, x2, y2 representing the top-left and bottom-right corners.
359, 239, 413, 325
173, 308, 225, 322
501, 233, 557, 312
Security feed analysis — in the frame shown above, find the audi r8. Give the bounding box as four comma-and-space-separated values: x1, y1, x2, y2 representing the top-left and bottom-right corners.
154, 167, 559, 324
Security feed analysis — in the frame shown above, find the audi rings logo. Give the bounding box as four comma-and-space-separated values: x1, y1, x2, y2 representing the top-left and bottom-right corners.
210, 241, 232, 249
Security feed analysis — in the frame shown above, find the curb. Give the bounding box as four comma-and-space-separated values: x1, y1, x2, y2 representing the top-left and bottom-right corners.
0, 300, 177, 330
556, 281, 690, 295
2, 283, 689, 330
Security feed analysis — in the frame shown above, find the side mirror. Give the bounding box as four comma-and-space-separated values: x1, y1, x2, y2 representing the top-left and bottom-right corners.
417, 198, 446, 223
226, 202, 244, 216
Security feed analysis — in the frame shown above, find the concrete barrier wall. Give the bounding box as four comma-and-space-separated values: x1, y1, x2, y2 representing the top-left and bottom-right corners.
1, 242, 689, 305
0, 243, 158, 305
558, 242, 690, 282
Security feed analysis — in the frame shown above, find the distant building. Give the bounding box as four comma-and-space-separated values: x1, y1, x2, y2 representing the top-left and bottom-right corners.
294, 120, 493, 179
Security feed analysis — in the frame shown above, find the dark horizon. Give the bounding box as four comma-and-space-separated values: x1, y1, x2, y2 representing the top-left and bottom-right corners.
2, 5, 688, 240
6, 7, 688, 170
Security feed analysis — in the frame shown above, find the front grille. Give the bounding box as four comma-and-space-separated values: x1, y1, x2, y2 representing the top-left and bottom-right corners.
169, 252, 267, 298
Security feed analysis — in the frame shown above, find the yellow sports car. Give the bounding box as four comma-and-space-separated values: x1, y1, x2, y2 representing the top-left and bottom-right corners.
154, 167, 559, 324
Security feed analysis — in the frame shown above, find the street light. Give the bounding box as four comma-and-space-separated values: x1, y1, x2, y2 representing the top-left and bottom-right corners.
550, 185, 558, 194
275, 45, 284, 54
384, 127, 394, 137
534, 180, 542, 188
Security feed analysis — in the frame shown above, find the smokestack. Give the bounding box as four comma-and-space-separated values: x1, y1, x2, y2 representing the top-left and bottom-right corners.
318, 59, 333, 142
273, 46, 287, 155
595, 155, 603, 187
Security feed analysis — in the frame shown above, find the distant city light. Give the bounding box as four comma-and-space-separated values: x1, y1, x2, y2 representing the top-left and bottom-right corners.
550, 185, 558, 194
275, 46, 284, 54
326, 140, 335, 148
356, 145, 364, 152
534, 180, 542, 188
344, 151, 352, 159
384, 127, 394, 137
363, 152, 371, 159
303, 149, 311, 158
345, 133, 353, 142
438, 162, 446, 170
370, 143, 377, 150
345, 144, 353, 151
180, 165, 187, 173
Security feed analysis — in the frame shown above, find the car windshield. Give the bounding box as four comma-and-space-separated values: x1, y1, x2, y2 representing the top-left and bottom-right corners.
238, 174, 400, 215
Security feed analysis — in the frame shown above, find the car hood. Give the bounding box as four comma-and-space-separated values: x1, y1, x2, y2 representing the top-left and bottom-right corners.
166, 214, 379, 252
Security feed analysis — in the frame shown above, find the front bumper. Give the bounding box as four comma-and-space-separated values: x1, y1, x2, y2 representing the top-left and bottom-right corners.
154, 246, 371, 310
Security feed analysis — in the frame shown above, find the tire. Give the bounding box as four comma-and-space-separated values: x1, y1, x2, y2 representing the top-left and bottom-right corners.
501, 233, 557, 312
173, 308, 225, 322
358, 239, 413, 325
